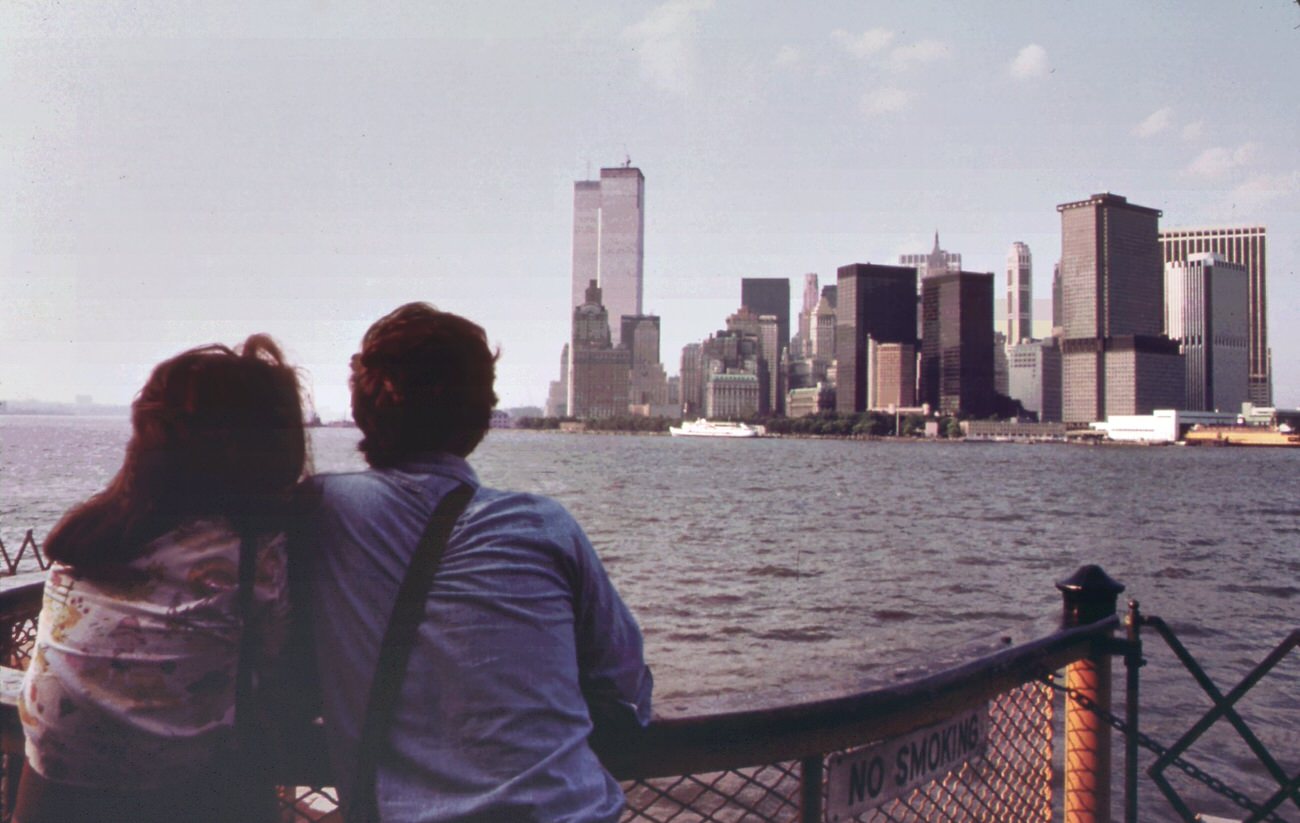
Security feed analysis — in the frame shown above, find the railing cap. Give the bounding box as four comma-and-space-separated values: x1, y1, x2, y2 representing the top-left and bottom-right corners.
1056, 564, 1125, 627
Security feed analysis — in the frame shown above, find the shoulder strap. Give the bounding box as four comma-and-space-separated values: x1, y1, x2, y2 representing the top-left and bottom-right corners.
347, 483, 475, 823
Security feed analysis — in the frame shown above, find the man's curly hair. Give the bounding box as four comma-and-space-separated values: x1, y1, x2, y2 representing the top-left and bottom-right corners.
350, 303, 499, 466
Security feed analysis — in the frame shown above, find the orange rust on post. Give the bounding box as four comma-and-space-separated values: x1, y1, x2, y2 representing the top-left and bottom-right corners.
1064, 654, 1112, 822
1056, 565, 1124, 823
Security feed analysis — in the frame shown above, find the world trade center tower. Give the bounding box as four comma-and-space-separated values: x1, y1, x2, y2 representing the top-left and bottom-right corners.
571, 166, 645, 346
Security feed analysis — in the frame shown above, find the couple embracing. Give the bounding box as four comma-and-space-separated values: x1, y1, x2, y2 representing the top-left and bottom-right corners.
16, 303, 653, 823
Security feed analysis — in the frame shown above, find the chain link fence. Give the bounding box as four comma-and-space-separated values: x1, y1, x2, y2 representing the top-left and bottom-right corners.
0, 575, 1111, 823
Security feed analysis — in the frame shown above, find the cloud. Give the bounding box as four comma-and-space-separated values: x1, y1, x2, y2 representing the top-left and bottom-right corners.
1181, 120, 1204, 141
862, 86, 911, 115
1230, 170, 1299, 207
1183, 143, 1259, 180
623, 0, 715, 95
832, 27, 895, 58
1009, 44, 1049, 80
774, 45, 802, 68
1133, 107, 1173, 138
886, 39, 949, 71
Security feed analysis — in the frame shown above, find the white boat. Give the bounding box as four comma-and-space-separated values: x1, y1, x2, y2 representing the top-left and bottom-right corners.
668, 419, 764, 438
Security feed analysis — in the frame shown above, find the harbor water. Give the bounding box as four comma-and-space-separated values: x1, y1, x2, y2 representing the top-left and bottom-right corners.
1, 415, 1296, 818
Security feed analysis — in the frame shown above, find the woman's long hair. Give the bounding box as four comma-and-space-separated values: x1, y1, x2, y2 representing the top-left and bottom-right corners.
44, 335, 307, 570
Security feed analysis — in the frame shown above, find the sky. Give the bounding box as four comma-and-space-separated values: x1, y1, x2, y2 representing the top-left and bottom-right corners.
2, 1, 1298, 419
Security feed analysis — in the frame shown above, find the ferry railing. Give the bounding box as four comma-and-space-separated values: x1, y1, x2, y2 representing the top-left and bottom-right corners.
0, 566, 1130, 822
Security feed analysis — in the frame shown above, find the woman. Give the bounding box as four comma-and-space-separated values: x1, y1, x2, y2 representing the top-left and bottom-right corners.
15, 335, 307, 823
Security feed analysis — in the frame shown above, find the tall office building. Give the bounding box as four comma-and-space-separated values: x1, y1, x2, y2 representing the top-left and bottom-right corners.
794, 273, 819, 358
739, 278, 790, 414
813, 287, 837, 363
1159, 226, 1268, 404
571, 165, 645, 344
1058, 193, 1183, 422
1006, 242, 1033, 343
1164, 253, 1249, 412
622, 314, 670, 410
1051, 262, 1063, 337
568, 281, 631, 419
724, 306, 781, 415
867, 340, 917, 410
1008, 339, 1062, 422
920, 271, 995, 417
836, 264, 917, 414
679, 342, 704, 417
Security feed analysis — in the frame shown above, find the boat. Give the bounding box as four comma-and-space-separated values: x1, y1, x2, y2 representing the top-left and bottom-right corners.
668, 419, 764, 438
1183, 423, 1300, 447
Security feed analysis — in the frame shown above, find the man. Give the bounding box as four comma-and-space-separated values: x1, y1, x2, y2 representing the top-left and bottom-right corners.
302, 303, 652, 822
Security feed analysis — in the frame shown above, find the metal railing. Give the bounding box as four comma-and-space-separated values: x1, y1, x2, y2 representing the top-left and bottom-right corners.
0, 564, 1133, 822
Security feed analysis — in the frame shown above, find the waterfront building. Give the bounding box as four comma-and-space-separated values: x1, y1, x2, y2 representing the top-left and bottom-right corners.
705, 373, 761, 419
1159, 225, 1268, 404
571, 165, 645, 344
836, 263, 917, 414
787, 383, 836, 418
920, 270, 995, 417
1057, 193, 1183, 423
867, 340, 916, 410
1007, 338, 1063, 422
568, 281, 631, 419
1164, 253, 1249, 412
1006, 242, 1033, 343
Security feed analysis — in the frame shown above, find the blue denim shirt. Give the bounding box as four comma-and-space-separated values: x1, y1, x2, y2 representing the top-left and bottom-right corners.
302, 453, 652, 822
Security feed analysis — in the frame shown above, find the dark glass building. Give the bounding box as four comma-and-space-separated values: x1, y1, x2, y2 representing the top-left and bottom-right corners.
835, 263, 917, 414
920, 271, 995, 417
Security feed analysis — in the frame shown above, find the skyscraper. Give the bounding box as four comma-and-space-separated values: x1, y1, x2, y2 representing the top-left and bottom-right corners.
836, 264, 917, 414
794, 273, 819, 358
568, 281, 631, 419
1159, 226, 1268, 404
740, 278, 790, 414
920, 271, 995, 417
570, 165, 645, 344
900, 232, 962, 279
1164, 253, 1249, 412
1006, 242, 1032, 344
1057, 193, 1183, 423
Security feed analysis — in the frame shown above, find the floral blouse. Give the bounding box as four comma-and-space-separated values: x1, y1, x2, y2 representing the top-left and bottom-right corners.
19, 518, 290, 789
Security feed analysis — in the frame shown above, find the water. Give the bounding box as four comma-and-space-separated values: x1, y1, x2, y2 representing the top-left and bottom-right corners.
1, 416, 1296, 818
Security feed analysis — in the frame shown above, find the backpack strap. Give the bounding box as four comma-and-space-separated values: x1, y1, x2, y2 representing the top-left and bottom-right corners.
346, 483, 475, 823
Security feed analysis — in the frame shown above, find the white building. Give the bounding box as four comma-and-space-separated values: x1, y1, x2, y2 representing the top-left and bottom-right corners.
571, 165, 645, 344
1164, 252, 1249, 413
1006, 241, 1032, 343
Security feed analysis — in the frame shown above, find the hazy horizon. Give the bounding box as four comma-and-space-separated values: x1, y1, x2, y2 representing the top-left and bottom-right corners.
3, 2, 1297, 419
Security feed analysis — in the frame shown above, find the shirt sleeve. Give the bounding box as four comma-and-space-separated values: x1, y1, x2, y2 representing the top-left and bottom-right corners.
566, 515, 654, 730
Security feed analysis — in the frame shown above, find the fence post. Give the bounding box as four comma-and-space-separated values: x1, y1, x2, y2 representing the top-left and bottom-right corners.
1056, 565, 1124, 823
799, 754, 823, 823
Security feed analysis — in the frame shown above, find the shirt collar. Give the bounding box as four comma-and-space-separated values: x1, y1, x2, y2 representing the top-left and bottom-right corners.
390, 451, 481, 488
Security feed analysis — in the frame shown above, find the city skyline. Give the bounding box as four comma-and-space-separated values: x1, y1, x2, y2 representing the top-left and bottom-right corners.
1, 2, 1297, 419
